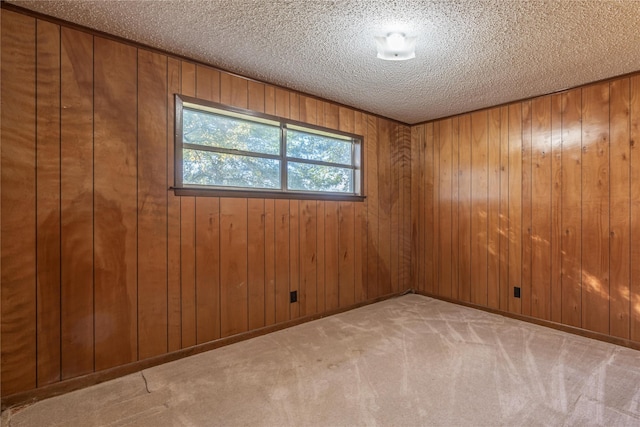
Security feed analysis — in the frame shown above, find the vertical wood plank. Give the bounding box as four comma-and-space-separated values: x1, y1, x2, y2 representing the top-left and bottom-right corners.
195, 66, 220, 103
458, 116, 472, 302
248, 81, 265, 113
325, 201, 340, 310
499, 107, 510, 311
167, 57, 182, 352
220, 198, 248, 337
275, 88, 290, 118
137, 49, 168, 359
631, 76, 640, 342
561, 89, 582, 327
195, 198, 220, 343
354, 112, 367, 303
264, 86, 276, 116
316, 201, 326, 312
487, 108, 501, 309
521, 101, 533, 316
289, 93, 300, 121
378, 119, 392, 296
366, 116, 379, 298
36, 19, 61, 386
451, 117, 461, 300
415, 125, 426, 292
609, 78, 630, 339
550, 94, 563, 323
431, 121, 440, 296
471, 111, 489, 306
289, 200, 300, 318
390, 124, 400, 294
179, 61, 197, 348
581, 83, 610, 334
93, 37, 138, 370
60, 26, 94, 379
508, 104, 523, 314
531, 96, 552, 320
248, 199, 266, 330
339, 202, 355, 307
300, 200, 317, 316
264, 200, 276, 326
275, 199, 290, 323
402, 126, 412, 292
438, 119, 453, 298
424, 123, 436, 294
230, 75, 248, 109
1, 11, 37, 395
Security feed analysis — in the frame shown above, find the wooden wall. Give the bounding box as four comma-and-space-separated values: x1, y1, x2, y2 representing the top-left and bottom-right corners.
412, 74, 640, 346
0, 9, 411, 397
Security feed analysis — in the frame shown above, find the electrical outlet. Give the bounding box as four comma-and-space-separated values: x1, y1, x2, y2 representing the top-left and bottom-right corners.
290, 290, 298, 303
514, 287, 521, 298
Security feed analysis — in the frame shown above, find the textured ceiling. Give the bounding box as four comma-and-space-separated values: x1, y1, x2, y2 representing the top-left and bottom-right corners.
8, 0, 640, 124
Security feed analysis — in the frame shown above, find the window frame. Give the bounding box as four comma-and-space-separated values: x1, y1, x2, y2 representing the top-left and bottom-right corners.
174, 94, 365, 201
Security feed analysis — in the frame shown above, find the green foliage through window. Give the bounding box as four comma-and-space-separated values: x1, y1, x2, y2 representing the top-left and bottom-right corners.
177, 95, 362, 196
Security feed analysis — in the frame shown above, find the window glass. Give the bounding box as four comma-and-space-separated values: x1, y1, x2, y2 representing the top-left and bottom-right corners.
286, 129, 351, 165
287, 161, 353, 193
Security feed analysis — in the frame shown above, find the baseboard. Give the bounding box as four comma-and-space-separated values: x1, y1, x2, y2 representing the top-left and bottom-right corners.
414, 290, 640, 352
1, 291, 404, 411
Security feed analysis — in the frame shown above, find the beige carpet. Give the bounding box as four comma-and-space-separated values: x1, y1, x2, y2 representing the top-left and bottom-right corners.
3, 294, 640, 426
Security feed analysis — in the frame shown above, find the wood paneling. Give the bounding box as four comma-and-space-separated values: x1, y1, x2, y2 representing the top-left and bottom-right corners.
36, 19, 62, 387
1, 10, 37, 396
137, 49, 168, 360
413, 76, 640, 352
93, 37, 138, 370
60, 26, 94, 380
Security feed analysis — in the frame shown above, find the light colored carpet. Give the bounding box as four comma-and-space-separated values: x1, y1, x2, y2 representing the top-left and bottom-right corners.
3, 294, 640, 426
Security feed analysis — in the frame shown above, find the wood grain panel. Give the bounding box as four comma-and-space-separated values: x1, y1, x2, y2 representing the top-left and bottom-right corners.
414, 125, 426, 292
1, 10, 37, 395
561, 89, 582, 327
248, 199, 266, 330
220, 198, 248, 337
300, 200, 317, 316
581, 83, 610, 335
424, 123, 435, 295
137, 49, 168, 359
499, 107, 510, 311
550, 94, 563, 323
531, 96, 552, 320
248, 81, 265, 113
438, 119, 453, 298
431, 122, 440, 296
195, 65, 220, 103
264, 200, 276, 326
458, 116, 472, 302
264, 86, 276, 116
219, 72, 232, 105
180, 61, 197, 348
195, 198, 220, 343
289, 93, 300, 121
339, 202, 355, 307
521, 101, 533, 316
93, 37, 138, 370
402, 126, 412, 292
36, 19, 61, 386
378, 119, 392, 296
471, 111, 488, 306
230, 74, 248, 108
390, 124, 400, 294
366, 116, 380, 297
289, 200, 300, 319
325, 201, 340, 310
167, 57, 182, 352
60, 26, 94, 379
275, 88, 290, 118
487, 108, 501, 309
508, 104, 522, 314
275, 199, 290, 323
451, 117, 461, 300
316, 201, 326, 312
609, 78, 630, 339
300, 96, 318, 125
631, 76, 640, 343
354, 112, 367, 303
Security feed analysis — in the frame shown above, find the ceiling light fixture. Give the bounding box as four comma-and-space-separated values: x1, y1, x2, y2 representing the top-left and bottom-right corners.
375, 32, 416, 61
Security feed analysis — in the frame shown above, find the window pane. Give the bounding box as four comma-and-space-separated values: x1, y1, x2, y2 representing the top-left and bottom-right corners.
286, 129, 351, 165
183, 108, 280, 155
287, 162, 353, 193
183, 149, 280, 189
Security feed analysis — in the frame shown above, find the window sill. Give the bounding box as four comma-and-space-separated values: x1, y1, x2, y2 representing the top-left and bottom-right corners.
171, 187, 366, 202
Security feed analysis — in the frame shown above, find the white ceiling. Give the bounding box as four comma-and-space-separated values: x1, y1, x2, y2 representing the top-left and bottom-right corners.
8, 0, 640, 124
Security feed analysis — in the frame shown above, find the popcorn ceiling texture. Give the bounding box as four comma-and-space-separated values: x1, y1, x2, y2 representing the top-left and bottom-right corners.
9, 0, 640, 124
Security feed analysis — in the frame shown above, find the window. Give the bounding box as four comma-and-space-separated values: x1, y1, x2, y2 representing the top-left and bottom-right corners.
175, 95, 363, 200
